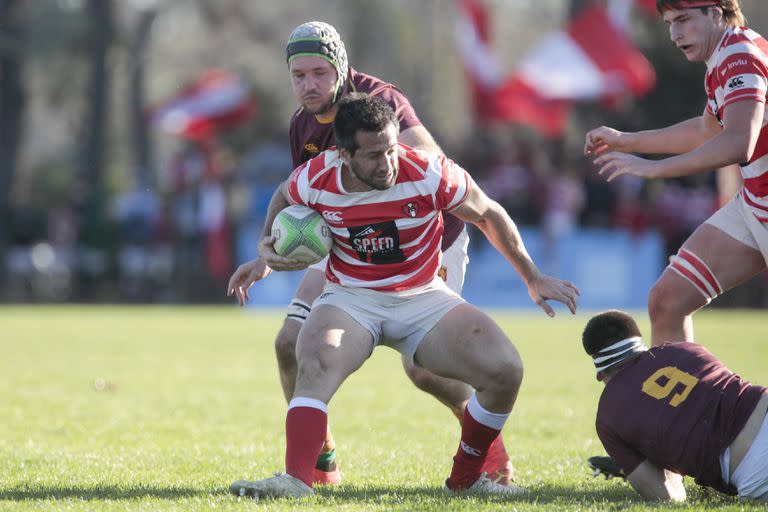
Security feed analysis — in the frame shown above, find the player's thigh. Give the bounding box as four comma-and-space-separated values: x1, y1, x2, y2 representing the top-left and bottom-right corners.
294, 268, 326, 305
663, 222, 764, 300
440, 228, 469, 294
414, 303, 520, 384
284, 268, 326, 325
296, 304, 375, 380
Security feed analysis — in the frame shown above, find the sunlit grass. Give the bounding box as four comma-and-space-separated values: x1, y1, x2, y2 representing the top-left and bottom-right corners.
0, 306, 765, 511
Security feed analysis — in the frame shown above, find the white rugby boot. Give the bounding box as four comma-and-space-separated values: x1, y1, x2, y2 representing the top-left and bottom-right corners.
229, 472, 314, 499
445, 472, 527, 496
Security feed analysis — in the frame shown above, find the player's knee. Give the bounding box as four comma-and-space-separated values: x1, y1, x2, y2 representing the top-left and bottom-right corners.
480, 352, 523, 395
648, 279, 670, 318
648, 277, 686, 323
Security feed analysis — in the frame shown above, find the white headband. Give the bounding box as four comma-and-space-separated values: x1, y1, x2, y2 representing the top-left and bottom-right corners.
592, 336, 647, 373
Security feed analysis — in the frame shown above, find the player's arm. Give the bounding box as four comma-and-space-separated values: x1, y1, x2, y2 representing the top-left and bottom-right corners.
585, 114, 719, 157
451, 185, 579, 316
226, 181, 304, 304
398, 125, 443, 155
594, 100, 764, 182
647, 100, 763, 177
716, 163, 743, 205
626, 460, 686, 502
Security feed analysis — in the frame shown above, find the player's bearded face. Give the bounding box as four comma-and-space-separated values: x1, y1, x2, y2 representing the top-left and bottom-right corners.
289, 56, 338, 114
347, 125, 399, 191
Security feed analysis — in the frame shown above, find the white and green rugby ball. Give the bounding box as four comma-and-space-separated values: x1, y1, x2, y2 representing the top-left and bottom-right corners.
271, 205, 333, 265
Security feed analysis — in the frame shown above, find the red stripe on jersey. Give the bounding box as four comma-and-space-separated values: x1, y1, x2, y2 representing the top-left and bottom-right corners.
306, 151, 330, 180
743, 174, 768, 197
313, 196, 437, 228
287, 161, 309, 205
721, 93, 766, 112
754, 36, 768, 59
328, 235, 443, 292
326, 253, 441, 292
743, 190, 768, 212
679, 249, 722, 295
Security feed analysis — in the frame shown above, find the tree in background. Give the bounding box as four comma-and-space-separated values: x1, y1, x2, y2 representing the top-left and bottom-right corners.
0, 0, 25, 299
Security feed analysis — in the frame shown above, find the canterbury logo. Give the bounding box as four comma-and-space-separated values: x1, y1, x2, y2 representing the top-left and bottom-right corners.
727, 76, 745, 89
304, 143, 319, 153
322, 211, 343, 223
460, 441, 482, 457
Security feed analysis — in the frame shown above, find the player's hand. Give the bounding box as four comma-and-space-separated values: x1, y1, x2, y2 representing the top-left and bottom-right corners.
227, 257, 272, 306
584, 126, 627, 157
526, 273, 579, 317
594, 152, 659, 182
259, 236, 308, 272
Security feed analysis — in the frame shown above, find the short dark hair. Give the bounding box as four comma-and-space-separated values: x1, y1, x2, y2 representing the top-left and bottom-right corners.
333, 93, 399, 155
582, 310, 643, 356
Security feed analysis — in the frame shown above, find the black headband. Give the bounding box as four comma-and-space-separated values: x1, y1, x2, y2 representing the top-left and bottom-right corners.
286, 39, 336, 63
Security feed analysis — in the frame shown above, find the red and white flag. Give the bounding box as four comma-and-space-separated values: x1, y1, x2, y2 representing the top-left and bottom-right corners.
456, 0, 656, 137
150, 69, 257, 140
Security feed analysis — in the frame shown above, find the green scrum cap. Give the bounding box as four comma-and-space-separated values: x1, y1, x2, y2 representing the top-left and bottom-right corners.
286, 21, 349, 104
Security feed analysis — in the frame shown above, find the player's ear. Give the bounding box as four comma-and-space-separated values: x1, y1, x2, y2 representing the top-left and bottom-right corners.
339, 147, 351, 165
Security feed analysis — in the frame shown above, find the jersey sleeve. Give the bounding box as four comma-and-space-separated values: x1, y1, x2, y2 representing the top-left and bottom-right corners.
375, 85, 423, 133
596, 417, 645, 477
718, 49, 768, 112
286, 162, 310, 206
433, 156, 474, 212
288, 111, 303, 169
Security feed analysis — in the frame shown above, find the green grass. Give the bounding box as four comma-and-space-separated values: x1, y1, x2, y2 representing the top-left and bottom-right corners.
0, 306, 766, 511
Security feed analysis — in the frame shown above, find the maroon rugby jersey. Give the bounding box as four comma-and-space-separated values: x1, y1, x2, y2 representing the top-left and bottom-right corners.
288, 67, 464, 250
596, 343, 766, 494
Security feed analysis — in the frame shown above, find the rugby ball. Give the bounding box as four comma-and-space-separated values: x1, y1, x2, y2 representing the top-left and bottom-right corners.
271, 205, 333, 265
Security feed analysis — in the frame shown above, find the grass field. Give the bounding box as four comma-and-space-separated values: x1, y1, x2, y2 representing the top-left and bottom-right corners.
1, 306, 766, 511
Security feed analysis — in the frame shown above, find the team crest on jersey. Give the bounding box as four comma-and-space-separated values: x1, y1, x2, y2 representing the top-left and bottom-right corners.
402, 202, 419, 218
304, 143, 319, 154
437, 266, 448, 282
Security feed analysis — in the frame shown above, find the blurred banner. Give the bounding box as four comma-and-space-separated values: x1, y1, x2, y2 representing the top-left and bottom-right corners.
457, 0, 656, 136
150, 69, 257, 141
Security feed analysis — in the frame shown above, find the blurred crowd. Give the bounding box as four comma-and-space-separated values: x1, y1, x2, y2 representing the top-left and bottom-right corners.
4, 126, 735, 304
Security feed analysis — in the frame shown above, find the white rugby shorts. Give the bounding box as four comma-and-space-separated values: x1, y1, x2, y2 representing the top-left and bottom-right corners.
706, 192, 768, 263
720, 410, 768, 501
312, 276, 466, 364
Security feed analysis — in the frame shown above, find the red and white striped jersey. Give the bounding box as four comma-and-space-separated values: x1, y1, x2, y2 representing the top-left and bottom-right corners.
286, 144, 473, 291
705, 26, 768, 220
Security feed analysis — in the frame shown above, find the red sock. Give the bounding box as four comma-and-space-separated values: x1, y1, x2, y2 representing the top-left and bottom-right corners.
285, 401, 327, 487
446, 407, 502, 490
